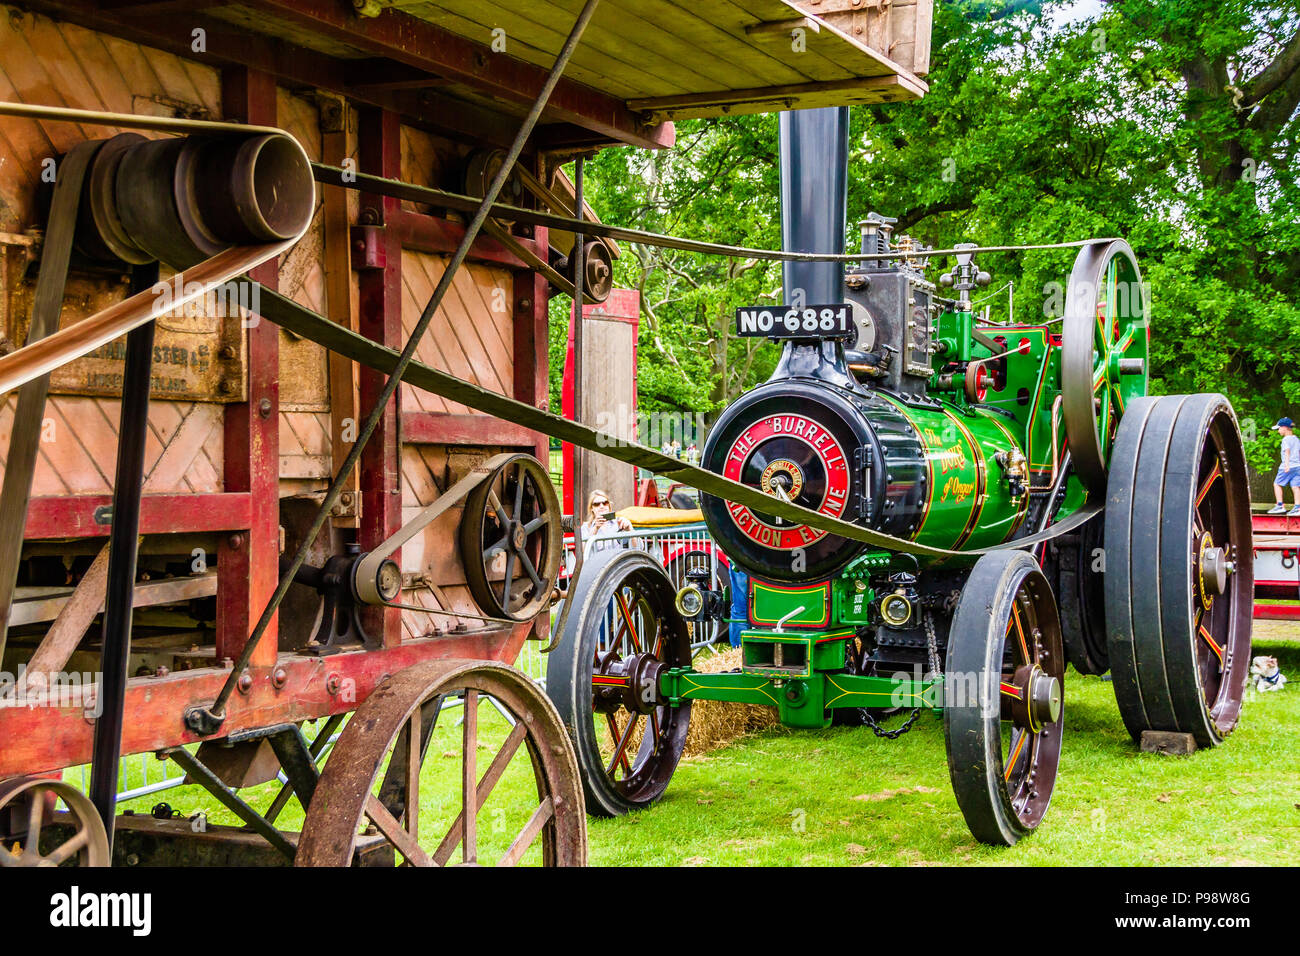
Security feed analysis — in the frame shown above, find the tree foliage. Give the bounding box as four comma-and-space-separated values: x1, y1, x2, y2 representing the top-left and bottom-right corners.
554, 0, 1300, 471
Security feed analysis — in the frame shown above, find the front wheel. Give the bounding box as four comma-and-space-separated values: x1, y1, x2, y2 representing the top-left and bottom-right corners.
546, 548, 693, 816
945, 550, 1065, 846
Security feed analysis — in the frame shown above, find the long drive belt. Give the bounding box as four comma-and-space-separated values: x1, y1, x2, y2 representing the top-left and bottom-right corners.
240, 281, 1098, 561
0, 140, 100, 659
0, 105, 1098, 570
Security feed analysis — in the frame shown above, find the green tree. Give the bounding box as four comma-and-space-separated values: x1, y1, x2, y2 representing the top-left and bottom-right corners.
558, 0, 1299, 473
551, 116, 784, 421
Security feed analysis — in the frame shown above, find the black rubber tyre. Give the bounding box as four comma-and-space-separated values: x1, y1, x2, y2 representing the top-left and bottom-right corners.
545, 547, 692, 816
1105, 393, 1253, 747
945, 550, 1065, 846
1046, 511, 1109, 675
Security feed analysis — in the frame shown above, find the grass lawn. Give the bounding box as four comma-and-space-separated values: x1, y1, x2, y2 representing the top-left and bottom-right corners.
110, 626, 1299, 866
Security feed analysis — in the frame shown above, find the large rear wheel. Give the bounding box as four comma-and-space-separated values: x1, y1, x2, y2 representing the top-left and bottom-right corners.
1105, 394, 1253, 746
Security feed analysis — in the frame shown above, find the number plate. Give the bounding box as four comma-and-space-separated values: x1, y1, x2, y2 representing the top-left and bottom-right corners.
734, 304, 852, 338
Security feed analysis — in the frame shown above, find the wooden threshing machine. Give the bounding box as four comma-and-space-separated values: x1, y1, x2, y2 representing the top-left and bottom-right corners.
0, 0, 933, 866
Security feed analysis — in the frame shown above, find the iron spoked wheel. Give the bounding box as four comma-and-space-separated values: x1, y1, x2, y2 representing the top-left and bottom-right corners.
945, 550, 1065, 846
1062, 239, 1150, 493
1105, 394, 1253, 746
1046, 511, 1109, 675
665, 548, 721, 645
460, 454, 562, 622
0, 776, 110, 867
546, 548, 692, 817
296, 659, 586, 867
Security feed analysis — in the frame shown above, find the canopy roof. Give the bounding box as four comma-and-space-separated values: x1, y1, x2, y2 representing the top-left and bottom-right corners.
400, 0, 930, 124
30, 0, 929, 151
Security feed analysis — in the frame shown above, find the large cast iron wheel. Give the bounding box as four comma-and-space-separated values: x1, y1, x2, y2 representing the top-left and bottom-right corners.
0, 776, 110, 867
546, 548, 692, 817
1046, 511, 1109, 675
1061, 239, 1150, 493
459, 454, 562, 623
1104, 394, 1253, 747
945, 550, 1065, 846
297, 659, 586, 866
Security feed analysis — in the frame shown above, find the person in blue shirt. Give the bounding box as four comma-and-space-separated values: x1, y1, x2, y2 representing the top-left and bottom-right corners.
1267, 417, 1300, 515
727, 561, 748, 648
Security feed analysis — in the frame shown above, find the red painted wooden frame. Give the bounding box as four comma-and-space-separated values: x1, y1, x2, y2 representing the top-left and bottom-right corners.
2, 17, 570, 779
24, 494, 252, 539
0, 621, 534, 777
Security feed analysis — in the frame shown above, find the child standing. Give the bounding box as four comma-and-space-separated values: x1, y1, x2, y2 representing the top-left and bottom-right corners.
1268, 417, 1300, 515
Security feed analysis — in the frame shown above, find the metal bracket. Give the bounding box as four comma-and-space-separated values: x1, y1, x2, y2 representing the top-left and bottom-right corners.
164, 745, 296, 861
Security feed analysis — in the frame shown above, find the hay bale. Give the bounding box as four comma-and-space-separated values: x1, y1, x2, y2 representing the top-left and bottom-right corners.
682, 646, 778, 757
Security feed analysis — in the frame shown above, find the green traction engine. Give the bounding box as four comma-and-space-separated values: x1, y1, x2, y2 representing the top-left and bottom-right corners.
546, 113, 1254, 848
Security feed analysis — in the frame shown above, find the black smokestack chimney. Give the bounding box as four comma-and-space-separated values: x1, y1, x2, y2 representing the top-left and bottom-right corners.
779, 107, 849, 305
772, 107, 853, 387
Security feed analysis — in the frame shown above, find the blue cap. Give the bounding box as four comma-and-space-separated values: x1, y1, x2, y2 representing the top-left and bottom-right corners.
1273, 417, 1294, 429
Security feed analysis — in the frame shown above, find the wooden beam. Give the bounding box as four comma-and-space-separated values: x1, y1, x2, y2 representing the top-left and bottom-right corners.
321, 96, 360, 530
357, 106, 404, 649
217, 66, 280, 669
514, 216, 552, 470
401, 411, 541, 448
23, 494, 253, 539
627, 72, 926, 121
0, 621, 535, 777
390, 210, 543, 268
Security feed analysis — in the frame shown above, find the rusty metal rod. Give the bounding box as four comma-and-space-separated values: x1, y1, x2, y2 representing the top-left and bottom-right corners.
572, 154, 586, 532
311, 162, 1123, 264
189, 0, 605, 734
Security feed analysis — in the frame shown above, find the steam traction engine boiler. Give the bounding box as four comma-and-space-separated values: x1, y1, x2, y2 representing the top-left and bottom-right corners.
548, 109, 1254, 846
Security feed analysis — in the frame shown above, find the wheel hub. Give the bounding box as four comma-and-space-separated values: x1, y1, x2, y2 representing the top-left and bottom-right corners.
1198, 534, 1231, 605
1028, 668, 1062, 729
593, 652, 667, 714
511, 521, 527, 551
1006, 664, 1061, 731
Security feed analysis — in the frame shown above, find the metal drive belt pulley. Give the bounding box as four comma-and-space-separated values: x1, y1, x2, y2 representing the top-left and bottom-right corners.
462, 149, 614, 303
0, 102, 317, 670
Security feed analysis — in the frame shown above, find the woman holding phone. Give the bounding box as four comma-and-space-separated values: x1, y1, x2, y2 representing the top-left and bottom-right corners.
580, 489, 632, 558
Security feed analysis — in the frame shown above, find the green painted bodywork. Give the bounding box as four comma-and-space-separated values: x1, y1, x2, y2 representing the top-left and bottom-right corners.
661, 659, 943, 729
667, 308, 1088, 731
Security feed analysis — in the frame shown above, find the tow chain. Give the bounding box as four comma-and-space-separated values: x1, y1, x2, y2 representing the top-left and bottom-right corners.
860, 610, 942, 740
862, 706, 922, 740
924, 610, 942, 678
